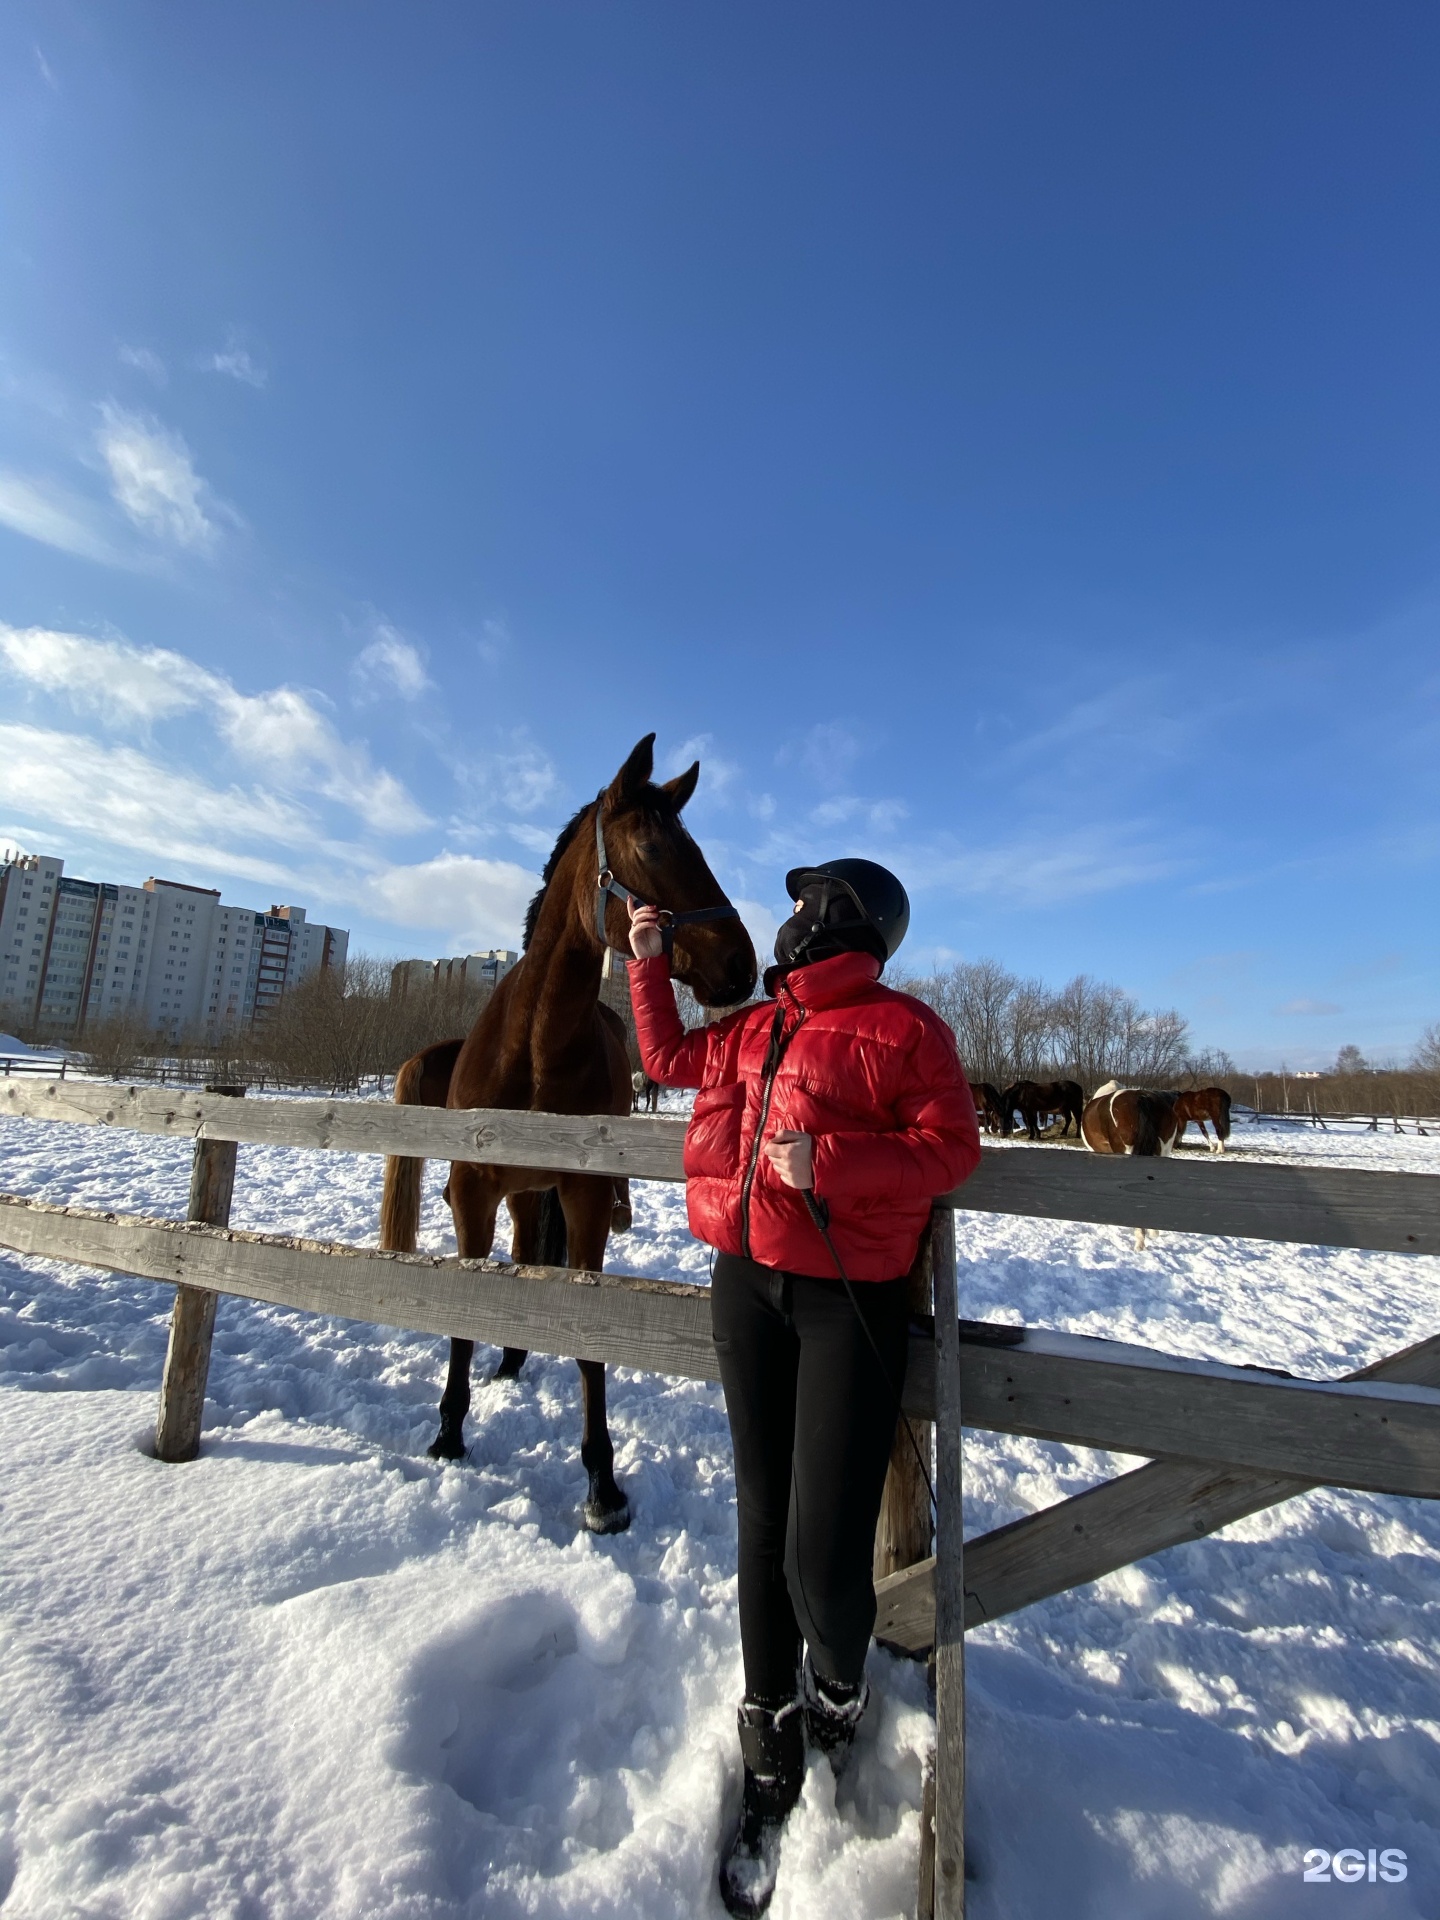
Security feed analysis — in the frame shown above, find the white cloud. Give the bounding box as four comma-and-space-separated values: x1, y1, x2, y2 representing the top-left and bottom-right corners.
1276, 998, 1343, 1017
366, 852, 538, 951
0, 722, 514, 947
118, 345, 167, 386
913, 831, 1181, 907
212, 684, 429, 832
0, 722, 319, 886
809, 795, 908, 833
34, 45, 57, 90
198, 333, 267, 389
0, 622, 430, 835
353, 623, 431, 700
0, 624, 215, 722
666, 732, 739, 797
794, 721, 864, 788
506, 821, 561, 856
96, 403, 224, 550
451, 731, 559, 819
0, 470, 123, 566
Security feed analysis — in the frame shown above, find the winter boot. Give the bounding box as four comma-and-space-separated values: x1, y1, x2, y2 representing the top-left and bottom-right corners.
719, 1696, 805, 1918
802, 1650, 869, 1776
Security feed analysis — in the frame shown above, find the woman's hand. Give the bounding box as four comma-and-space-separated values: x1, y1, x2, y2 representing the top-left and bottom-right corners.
628, 900, 665, 960
764, 1129, 814, 1190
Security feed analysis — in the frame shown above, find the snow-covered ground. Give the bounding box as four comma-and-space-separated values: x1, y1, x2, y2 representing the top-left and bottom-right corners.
1, 1102, 1438, 1918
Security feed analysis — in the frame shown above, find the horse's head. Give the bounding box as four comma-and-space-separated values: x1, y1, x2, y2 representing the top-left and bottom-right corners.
588, 734, 758, 1008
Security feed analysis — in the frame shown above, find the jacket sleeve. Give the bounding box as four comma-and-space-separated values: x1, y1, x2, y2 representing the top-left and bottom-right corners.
628, 954, 714, 1088
809, 1014, 983, 1206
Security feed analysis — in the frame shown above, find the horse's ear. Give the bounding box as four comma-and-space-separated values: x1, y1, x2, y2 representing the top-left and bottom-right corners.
660, 760, 700, 812
607, 733, 656, 805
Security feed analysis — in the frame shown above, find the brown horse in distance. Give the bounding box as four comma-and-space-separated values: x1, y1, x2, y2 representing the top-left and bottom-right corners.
1001, 1079, 1086, 1140
969, 1082, 1006, 1135
379, 735, 758, 1532
1174, 1086, 1233, 1152
1081, 1080, 1182, 1248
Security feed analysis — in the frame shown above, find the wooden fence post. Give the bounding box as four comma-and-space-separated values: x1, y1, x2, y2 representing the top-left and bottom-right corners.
927, 1202, 966, 1919
875, 1225, 934, 1580
153, 1084, 244, 1462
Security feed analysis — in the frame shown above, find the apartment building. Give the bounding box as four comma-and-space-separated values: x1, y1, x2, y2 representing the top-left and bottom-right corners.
0, 850, 349, 1043
389, 949, 520, 997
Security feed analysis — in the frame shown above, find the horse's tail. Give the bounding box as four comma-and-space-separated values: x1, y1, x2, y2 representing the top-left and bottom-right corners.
380, 1038, 464, 1253
380, 1052, 429, 1252
1214, 1089, 1232, 1142
537, 1186, 569, 1266
1132, 1093, 1167, 1157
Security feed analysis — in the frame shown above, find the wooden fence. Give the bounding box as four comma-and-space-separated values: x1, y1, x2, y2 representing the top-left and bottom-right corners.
1, 1078, 1439, 1920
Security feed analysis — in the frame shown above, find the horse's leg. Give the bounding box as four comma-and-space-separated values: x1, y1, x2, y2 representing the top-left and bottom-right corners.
430, 1162, 501, 1456
558, 1173, 630, 1534
429, 1338, 477, 1460
497, 1186, 568, 1379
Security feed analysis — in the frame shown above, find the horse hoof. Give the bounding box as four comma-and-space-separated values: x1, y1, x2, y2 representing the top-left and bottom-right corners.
492, 1356, 523, 1382
611, 1204, 633, 1234
583, 1494, 631, 1535
427, 1433, 467, 1461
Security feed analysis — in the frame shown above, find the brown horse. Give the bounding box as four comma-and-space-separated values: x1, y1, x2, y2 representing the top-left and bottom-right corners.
378, 735, 757, 1532
969, 1081, 1006, 1135
1000, 1079, 1086, 1140
1081, 1080, 1181, 1248
1174, 1086, 1232, 1152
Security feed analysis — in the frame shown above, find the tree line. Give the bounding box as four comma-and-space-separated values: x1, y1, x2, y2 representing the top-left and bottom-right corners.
890, 958, 1222, 1091
21, 954, 1440, 1117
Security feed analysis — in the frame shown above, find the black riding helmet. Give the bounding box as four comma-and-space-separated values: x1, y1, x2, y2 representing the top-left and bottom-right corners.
781, 857, 911, 961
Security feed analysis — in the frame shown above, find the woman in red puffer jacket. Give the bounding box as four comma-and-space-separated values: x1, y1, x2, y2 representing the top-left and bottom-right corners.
628, 859, 980, 1919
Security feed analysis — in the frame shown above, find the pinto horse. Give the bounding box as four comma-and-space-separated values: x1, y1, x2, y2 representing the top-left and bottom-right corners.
1000, 1079, 1086, 1140
1081, 1079, 1181, 1248
969, 1081, 1006, 1135
1174, 1086, 1232, 1152
379, 735, 757, 1532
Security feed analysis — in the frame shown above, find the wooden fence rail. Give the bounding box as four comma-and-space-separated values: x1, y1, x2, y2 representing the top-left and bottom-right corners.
4, 1192, 1438, 1501
3, 1076, 1438, 1920
5, 1078, 1439, 1255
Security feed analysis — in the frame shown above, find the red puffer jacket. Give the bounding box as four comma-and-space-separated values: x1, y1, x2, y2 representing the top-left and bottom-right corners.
629, 949, 982, 1280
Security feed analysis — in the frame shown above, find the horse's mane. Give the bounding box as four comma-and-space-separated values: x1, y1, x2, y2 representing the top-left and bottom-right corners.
523, 801, 593, 951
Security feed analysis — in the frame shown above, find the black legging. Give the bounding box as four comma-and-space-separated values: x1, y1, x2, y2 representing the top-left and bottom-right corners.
711, 1251, 912, 1701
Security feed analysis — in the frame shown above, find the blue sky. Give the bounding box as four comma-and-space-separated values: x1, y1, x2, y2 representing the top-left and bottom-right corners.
1, 1, 1436, 1068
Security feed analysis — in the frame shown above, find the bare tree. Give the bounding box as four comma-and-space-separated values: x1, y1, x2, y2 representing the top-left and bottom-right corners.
1411, 1024, 1440, 1073
75, 1011, 152, 1080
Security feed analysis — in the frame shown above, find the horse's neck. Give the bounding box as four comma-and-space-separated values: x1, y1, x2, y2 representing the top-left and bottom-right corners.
512, 882, 607, 1063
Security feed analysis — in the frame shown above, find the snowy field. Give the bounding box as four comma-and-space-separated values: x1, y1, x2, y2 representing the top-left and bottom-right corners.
1, 1099, 1438, 1919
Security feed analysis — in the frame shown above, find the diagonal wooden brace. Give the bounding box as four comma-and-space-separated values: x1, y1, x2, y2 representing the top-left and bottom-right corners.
876, 1328, 1440, 1659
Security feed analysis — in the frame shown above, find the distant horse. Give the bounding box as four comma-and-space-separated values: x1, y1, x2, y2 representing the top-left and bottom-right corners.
1081, 1079, 1181, 1249
379, 735, 757, 1532
1174, 1086, 1232, 1153
969, 1082, 1006, 1135
1000, 1079, 1086, 1140
632, 1070, 661, 1114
